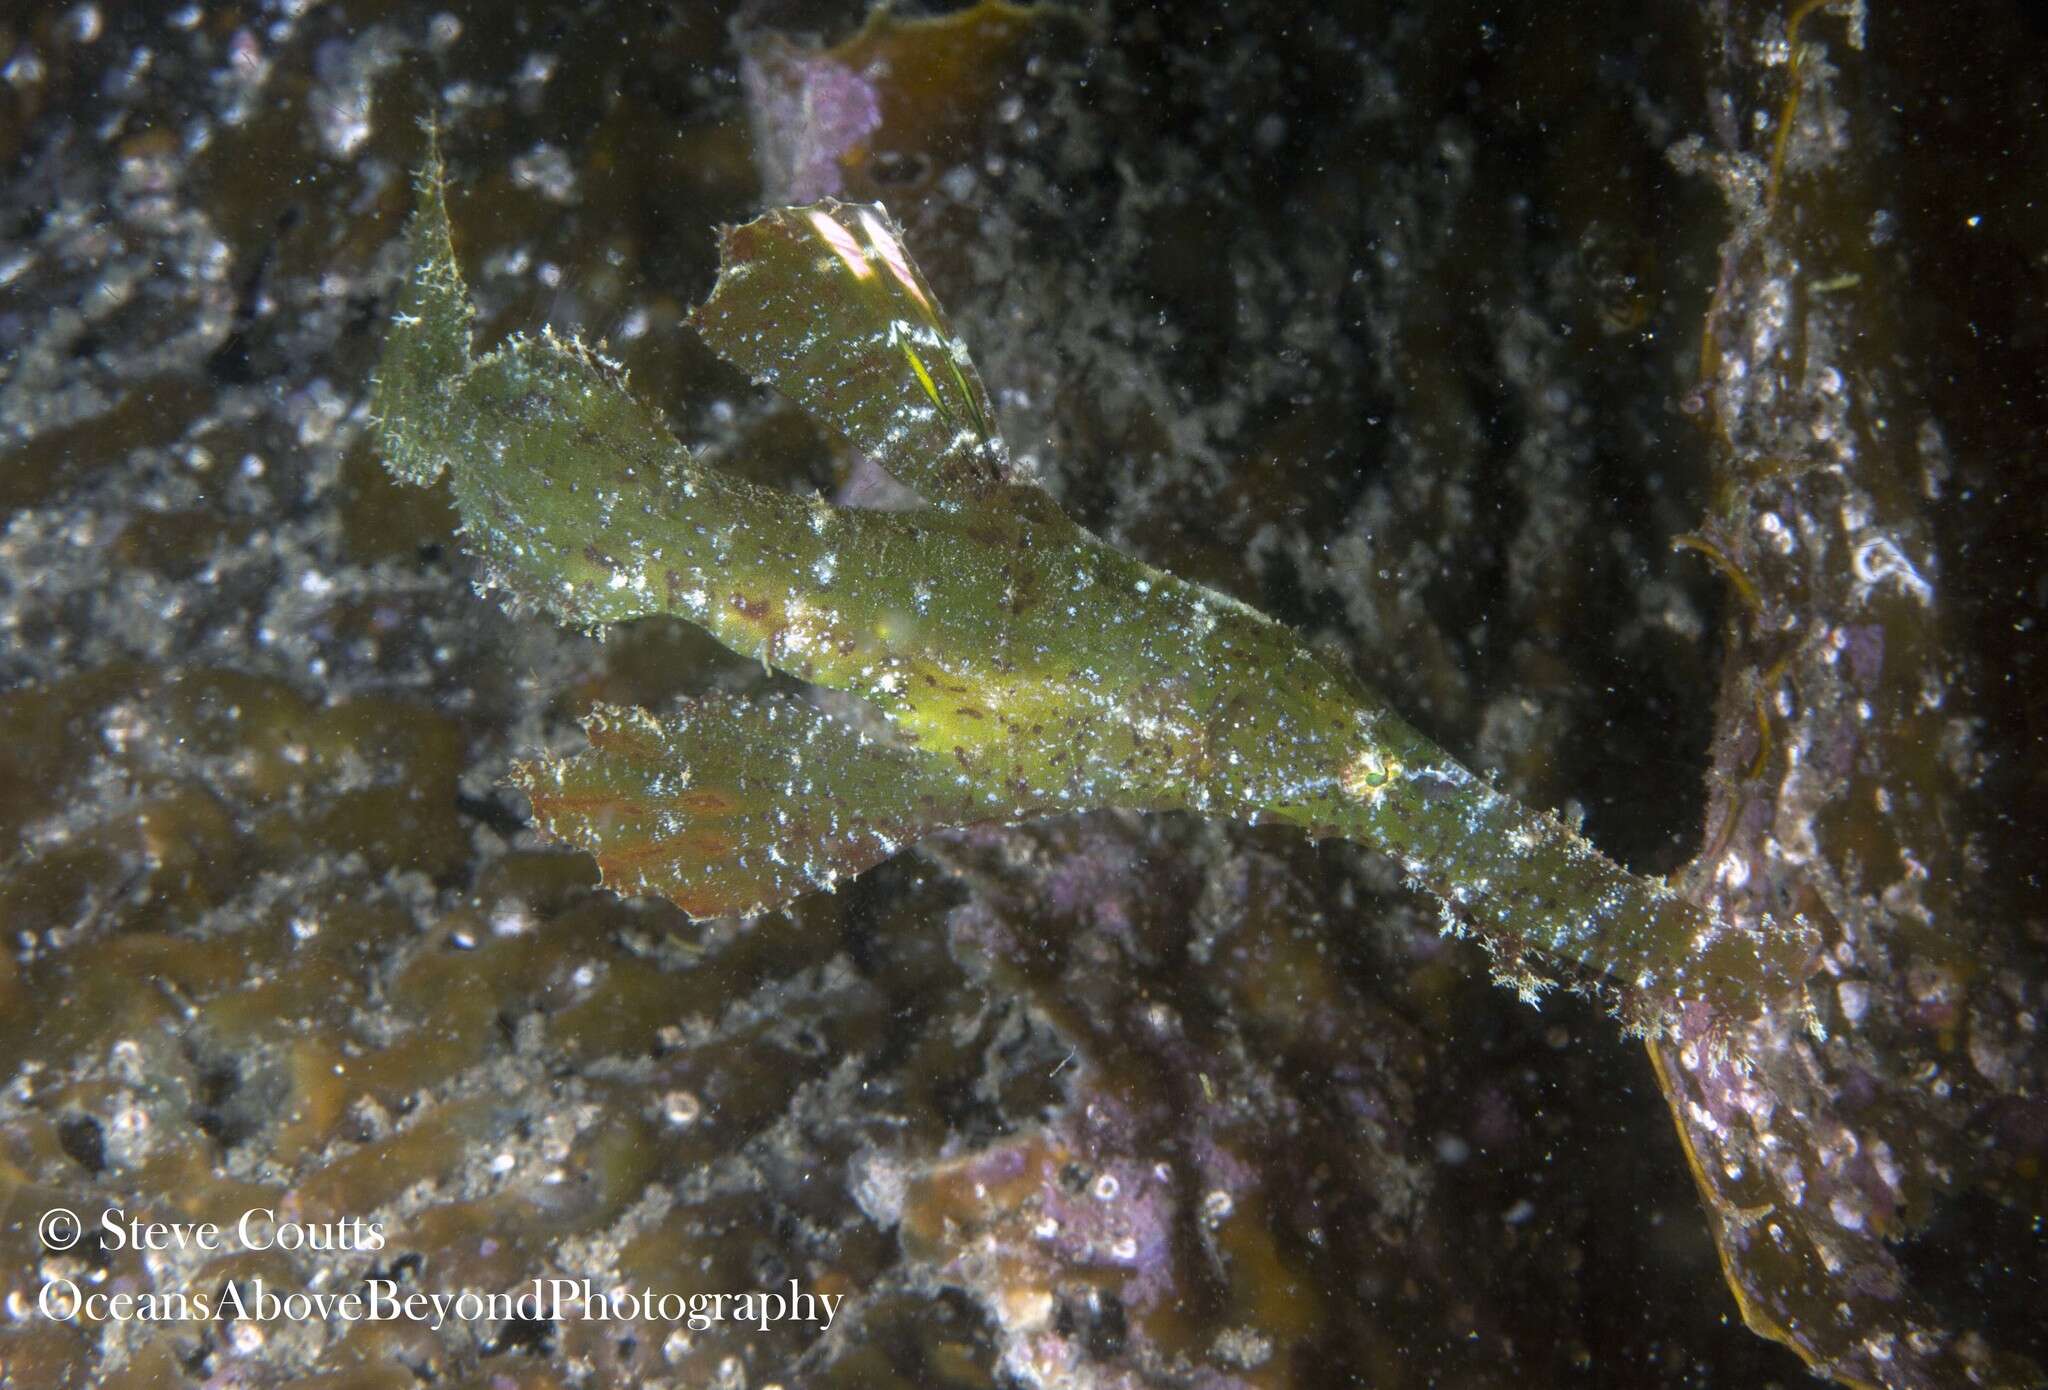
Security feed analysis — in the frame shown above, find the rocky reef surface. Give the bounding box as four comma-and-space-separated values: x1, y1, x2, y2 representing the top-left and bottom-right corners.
2, 2, 2042, 1387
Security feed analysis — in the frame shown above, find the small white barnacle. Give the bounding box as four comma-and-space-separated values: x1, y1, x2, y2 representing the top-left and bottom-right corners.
1340, 746, 1402, 798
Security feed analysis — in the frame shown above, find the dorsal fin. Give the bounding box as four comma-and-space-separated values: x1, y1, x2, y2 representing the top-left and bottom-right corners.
689, 200, 1012, 509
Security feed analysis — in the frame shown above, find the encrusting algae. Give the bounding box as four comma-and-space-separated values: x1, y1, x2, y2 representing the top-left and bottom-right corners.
372, 140, 1815, 1034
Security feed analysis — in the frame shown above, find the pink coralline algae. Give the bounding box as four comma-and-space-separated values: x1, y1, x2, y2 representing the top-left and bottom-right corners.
739, 37, 884, 204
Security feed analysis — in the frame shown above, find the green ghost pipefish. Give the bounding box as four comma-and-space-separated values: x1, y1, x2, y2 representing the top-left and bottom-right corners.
371, 148, 1816, 1029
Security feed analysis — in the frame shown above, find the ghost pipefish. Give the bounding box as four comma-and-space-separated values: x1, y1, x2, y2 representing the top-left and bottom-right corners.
372, 146, 1816, 1032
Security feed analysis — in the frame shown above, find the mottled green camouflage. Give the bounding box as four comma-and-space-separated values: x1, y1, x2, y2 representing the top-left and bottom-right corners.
373, 151, 1816, 1027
